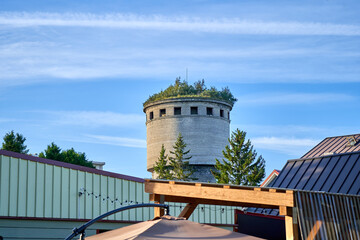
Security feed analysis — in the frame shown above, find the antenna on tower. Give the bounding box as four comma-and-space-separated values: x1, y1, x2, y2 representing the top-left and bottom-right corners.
186, 68, 188, 81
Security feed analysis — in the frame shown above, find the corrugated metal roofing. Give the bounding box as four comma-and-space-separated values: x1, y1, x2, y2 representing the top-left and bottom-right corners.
302, 133, 360, 158
270, 152, 360, 195
246, 151, 360, 216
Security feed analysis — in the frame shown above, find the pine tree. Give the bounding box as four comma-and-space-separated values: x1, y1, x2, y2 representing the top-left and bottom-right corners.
169, 133, 193, 181
39, 142, 63, 161
211, 129, 265, 186
1, 130, 29, 154
153, 144, 172, 179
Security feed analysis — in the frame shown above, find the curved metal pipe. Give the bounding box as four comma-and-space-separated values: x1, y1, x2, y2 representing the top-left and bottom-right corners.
65, 203, 169, 240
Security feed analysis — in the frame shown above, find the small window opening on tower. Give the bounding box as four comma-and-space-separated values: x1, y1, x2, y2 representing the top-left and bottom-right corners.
228, 112, 230, 119
191, 107, 198, 115
174, 107, 181, 115
346, 136, 357, 147
207, 107, 213, 116
160, 109, 166, 117
220, 109, 224, 117
149, 111, 154, 120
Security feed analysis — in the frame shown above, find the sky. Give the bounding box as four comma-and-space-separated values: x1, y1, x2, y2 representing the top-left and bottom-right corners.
0, 0, 359, 179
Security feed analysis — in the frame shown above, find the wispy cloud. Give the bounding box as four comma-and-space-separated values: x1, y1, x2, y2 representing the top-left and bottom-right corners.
232, 124, 328, 137
1, 12, 360, 36
252, 136, 319, 156
41, 111, 144, 127
68, 134, 146, 148
238, 93, 355, 105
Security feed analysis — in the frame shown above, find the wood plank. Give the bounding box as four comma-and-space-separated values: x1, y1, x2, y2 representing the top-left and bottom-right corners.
159, 195, 279, 209
279, 206, 293, 216
145, 181, 294, 207
178, 203, 198, 219
153, 194, 165, 218
285, 215, 299, 240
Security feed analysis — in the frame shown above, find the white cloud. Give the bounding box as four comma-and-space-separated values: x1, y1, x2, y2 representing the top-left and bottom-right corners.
69, 134, 146, 148
43, 111, 144, 127
252, 136, 319, 156
232, 124, 328, 136
238, 93, 355, 105
1, 12, 360, 36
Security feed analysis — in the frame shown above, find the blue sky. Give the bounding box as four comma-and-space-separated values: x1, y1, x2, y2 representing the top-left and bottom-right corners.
1, 0, 359, 179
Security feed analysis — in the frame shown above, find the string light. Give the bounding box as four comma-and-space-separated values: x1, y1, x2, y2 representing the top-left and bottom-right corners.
78, 188, 144, 206
79, 188, 245, 214
167, 204, 238, 214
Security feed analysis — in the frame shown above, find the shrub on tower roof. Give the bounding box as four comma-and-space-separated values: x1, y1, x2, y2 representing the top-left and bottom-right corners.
144, 78, 237, 106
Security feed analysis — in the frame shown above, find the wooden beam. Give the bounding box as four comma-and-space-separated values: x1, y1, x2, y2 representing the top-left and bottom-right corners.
279, 206, 293, 216
178, 203, 199, 219
145, 180, 294, 207
150, 194, 280, 209
153, 194, 165, 218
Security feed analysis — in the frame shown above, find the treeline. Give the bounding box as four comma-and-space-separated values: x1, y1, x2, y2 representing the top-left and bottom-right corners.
144, 78, 237, 106
1, 130, 94, 168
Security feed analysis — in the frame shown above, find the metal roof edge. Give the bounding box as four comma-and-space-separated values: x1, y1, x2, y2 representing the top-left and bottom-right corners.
287, 150, 360, 163
0, 149, 145, 183
322, 133, 360, 139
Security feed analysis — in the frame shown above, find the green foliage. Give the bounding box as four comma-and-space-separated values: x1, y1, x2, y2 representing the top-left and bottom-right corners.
211, 129, 265, 186
144, 78, 237, 106
39, 142, 95, 168
1, 130, 29, 154
168, 133, 194, 181
38, 142, 62, 161
153, 144, 173, 180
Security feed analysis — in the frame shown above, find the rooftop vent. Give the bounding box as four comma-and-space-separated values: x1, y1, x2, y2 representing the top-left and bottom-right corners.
346, 136, 357, 147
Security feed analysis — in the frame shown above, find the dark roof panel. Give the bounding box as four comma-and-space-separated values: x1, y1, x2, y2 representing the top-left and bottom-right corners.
274, 152, 360, 195
280, 161, 303, 188
339, 155, 360, 194
295, 158, 320, 189
303, 157, 332, 191
309, 156, 339, 191
288, 160, 311, 189
271, 161, 295, 188
348, 172, 360, 195
248, 151, 360, 218
320, 155, 349, 192
329, 153, 359, 193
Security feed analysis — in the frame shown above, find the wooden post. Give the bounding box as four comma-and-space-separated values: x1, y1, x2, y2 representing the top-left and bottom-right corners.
153, 194, 165, 218
178, 202, 198, 219
280, 206, 299, 240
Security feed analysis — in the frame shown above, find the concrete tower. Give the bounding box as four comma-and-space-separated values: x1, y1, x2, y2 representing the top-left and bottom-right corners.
143, 97, 233, 182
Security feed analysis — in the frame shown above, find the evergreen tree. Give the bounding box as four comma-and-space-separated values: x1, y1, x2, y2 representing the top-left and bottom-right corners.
38, 142, 63, 161
153, 144, 172, 179
39, 143, 94, 168
211, 129, 265, 186
62, 148, 94, 168
169, 133, 193, 181
1, 130, 29, 154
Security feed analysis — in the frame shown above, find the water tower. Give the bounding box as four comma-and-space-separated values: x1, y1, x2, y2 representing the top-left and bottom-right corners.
143, 82, 235, 182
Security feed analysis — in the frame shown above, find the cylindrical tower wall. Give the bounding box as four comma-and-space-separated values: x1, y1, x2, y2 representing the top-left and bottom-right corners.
143, 98, 232, 182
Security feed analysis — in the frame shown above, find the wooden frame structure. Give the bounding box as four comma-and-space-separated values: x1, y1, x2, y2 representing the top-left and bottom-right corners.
145, 179, 299, 240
